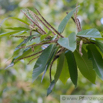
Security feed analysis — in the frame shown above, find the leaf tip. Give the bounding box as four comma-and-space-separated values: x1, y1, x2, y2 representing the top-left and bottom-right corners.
47, 89, 52, 96
5, 63, 14, 70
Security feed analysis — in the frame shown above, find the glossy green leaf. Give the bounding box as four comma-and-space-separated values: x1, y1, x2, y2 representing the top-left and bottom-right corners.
0, 31, 23, 37
13, 47, 31, 62
94, 40, 103, 53
40, 31, 52, 41
32, 44, 56, 82
5, 47, 32, 70
47, 80, 55, 96
54, 53, 65, 82
59, 57, 70, 84
10, 17, 29, 25
74, 48, 96, 84
58, 32, 76, 52
41, 45, 58, 82
77, 28, 101, 38
0, 17, 29, 28
11, 31, 28, 36
58, 7, 78, 33
13, 45, 41, 64
87, 44, 103, 80
15, 35, 34, 49
5, 63, 14, 69
12, 35, 34, 57
65, 50, 78, 87
21, 46, 42, 64
6, 27, 29, 31
26, 37, 40, 46
47, 53, 65, 95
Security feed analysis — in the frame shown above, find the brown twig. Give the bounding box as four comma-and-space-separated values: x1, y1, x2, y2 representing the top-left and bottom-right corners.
28, 55, 40, 64
19, 39, 58, 49
49, 60, 53, 83
71, 16, 76, 23
29, 28, 34, 52
56, 47, 65, 56
11, 35, 28, 39
29, 10, 56, 36
49, 56, 59, 83
21, 10, 46, 34
74, 4, 82, 32
11, 35, 37, 39
34, 7, 64, 38
14, 50, 42, 62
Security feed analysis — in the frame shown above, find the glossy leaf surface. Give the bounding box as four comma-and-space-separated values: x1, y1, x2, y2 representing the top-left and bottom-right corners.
87, 44, 103, 80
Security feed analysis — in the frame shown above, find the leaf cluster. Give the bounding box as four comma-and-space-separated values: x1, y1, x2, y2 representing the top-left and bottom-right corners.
1, 6, 103, 96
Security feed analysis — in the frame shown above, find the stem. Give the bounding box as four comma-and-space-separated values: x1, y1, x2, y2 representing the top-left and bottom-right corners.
21, 10, 46, 34
28, 55, 40, 64
29, 10, 56, 36
34, 7, 64, 38
19, 39, 58, 49
14, 50, 42, 62
49, 56, 59, 83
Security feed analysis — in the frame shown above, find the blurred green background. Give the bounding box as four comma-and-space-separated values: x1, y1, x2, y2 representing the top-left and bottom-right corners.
0, 0, 103, 103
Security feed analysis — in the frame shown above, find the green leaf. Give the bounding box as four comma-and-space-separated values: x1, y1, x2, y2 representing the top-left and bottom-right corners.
0, 17, 8, 27
54, 53, 65, 82
58, 32, 76, 52
26, 37, 40, 46
95, 38, 103, 41
0, 17, 29, 27
32, 44, 56, 82
47, 53, 65, 95
59, 57, 70, 84
13, 47, 31, 63
58, 7, 78, 33
12, 35, 34, 56
41, 45, 58, 82
65, 50, 78, 87
6, 35, 35, 68
74, 48, 96, 84
12, 31, 28, 36
20, 46, 42, 64
77, 28, 101, 38
5, 63, 14, 69
0, 31, 24, 37
10, 17, 29, 25
6, 27, 29, 31
47, 80, 55, 96
94, 40, 103, 53
5, 47, 32, 70
40, 31, 52, 41
87, 44, 103, 80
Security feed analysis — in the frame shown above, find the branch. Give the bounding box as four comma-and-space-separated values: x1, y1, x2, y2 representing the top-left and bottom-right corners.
19, 39, 58, 49
14, 50, 42, 62
21, 10, 46, 34
49, 56, 59, 83
34, 7, 64, 38
29, 10, 56, 36
28, 55, 40, 64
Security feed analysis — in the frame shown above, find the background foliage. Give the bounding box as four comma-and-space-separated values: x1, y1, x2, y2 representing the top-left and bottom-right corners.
0, 0, 103, 103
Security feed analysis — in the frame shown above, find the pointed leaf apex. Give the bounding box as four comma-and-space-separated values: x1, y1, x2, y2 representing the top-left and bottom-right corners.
5, 63, 14, 69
